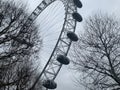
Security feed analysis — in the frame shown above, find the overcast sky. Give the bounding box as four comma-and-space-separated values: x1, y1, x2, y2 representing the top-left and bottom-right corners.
11, 0, 120, 90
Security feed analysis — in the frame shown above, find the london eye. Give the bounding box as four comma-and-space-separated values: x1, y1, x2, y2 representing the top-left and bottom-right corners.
12, 0, 83, 89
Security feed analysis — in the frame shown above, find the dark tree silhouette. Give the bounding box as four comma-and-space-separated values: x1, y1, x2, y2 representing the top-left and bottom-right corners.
0, 0, 42, 90
72, 13, 120, 90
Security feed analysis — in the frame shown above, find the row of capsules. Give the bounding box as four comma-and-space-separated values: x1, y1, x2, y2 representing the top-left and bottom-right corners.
42, 0, 83, 89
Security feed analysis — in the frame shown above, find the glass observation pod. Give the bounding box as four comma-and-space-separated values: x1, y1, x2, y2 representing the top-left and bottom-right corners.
72, 12, 82, 22
43, 80, 57, 89
67, 31, 78, 42
57, 55, 70, 65
73, 0, 82, 8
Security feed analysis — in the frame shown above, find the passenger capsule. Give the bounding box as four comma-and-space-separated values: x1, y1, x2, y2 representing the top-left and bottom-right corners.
72, 12, 82, 22
57, 55, 70, 65
43, 80, 57, 89
73, 0, 82, 8
67, 31, 78, 41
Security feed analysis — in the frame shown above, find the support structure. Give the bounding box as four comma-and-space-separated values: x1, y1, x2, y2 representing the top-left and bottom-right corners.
11, 0, 82, 89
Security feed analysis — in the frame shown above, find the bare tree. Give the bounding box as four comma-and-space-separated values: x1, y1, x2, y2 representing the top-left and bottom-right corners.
72, 13, 120, 90
0, 0, 42, 90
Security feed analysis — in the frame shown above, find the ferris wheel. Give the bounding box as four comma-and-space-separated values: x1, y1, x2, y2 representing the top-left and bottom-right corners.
12, 0, 83, 89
